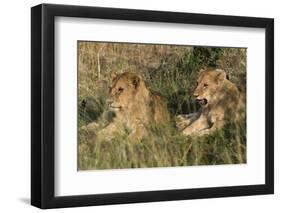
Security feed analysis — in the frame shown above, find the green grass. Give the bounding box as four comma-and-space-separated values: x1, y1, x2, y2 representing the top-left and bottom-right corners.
78, 120, 246, 170
78, 42, 247, 170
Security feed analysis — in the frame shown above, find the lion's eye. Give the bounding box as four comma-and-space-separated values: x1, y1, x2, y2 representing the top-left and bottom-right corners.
203, 83, 208, 88
118, 87, 124, 92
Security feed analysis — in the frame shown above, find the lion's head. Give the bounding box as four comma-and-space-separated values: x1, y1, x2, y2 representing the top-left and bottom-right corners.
193, 69, 227, 108
107, 72, 150, 113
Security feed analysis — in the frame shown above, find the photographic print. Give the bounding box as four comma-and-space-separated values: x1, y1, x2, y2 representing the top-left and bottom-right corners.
78, 41, 247, 170
31, 4, 274, 208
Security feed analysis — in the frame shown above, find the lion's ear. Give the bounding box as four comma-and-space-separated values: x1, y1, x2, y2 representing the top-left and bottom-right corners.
132, 76, 140, 89
216, 71, 226, 82
111, 72, 118, 80
199, 68, 205, 73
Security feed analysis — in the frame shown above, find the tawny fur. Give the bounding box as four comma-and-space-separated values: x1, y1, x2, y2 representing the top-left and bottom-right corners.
176, 69, 245, 136
85, 72, 170, 140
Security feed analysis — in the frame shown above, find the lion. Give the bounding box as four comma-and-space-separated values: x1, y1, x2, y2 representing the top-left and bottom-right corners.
176, 68, 245, 136
84, 72, 170, 140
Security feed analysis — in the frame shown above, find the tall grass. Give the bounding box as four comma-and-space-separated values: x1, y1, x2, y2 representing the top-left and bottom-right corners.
78, 41, 247, 170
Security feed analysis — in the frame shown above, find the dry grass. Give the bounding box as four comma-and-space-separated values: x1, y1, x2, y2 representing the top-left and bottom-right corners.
78, 41, 247, 170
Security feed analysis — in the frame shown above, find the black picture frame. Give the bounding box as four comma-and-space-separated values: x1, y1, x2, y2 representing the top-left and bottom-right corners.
31, 3, 274, 209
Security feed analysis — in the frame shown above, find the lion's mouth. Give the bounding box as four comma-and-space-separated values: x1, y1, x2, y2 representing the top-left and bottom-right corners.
196, 98, 208, 106
109, 105, 122, 111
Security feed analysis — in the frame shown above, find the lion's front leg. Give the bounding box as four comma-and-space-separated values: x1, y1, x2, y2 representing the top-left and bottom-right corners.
127, 123, 148, 142
181, 115, 209, 136
97, 123, 121, 140
176, 112, 200, 131
196, 120, 225, 136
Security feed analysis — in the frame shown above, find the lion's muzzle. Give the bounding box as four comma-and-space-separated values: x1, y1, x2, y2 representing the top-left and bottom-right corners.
196, 98, 208, 106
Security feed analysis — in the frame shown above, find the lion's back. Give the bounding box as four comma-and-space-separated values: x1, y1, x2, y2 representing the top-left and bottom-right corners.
151, 91, 170, 124
214, 80, 245, 121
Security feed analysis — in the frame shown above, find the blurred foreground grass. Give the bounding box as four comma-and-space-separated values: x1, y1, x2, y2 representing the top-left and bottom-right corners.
79, 121, 246, 170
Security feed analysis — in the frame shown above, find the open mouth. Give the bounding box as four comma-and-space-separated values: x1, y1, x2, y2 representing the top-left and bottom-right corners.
196, 98, 208, 106
109, 105, 122, 111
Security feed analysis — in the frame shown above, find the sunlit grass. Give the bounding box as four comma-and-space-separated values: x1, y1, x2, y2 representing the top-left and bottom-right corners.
78, 119, 246, 170
78, 42, 247, 170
